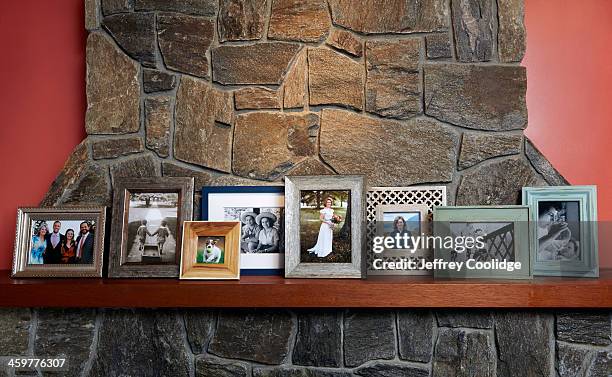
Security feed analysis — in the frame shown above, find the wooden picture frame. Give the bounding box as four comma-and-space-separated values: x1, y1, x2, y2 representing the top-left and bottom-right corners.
433, 206, 532, 279
284, 175, 365, 278
201, 185, 285, 275
179, 221, 241, 280
523, 185, 598, 277
109, 177, 194, 278
12, 206, 107, 278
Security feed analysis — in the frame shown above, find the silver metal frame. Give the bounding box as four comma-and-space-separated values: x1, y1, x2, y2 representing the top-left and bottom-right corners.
12, 206, 107, 278
284, 175, 365, 278
109, 177, 194, 278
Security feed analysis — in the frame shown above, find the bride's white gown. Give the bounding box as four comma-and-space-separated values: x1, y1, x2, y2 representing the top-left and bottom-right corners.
308, 207, 334, 257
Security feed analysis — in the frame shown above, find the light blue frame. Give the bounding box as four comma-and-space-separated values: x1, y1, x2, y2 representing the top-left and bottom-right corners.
522, 186, 598, 277
433, 206, 532, 279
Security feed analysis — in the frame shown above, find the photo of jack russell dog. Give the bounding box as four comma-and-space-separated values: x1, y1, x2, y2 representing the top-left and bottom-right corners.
203, 239, 222, 263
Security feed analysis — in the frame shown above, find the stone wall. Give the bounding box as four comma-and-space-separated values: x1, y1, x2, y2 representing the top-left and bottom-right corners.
0, 309, 610, 376
6, 0, 608, 376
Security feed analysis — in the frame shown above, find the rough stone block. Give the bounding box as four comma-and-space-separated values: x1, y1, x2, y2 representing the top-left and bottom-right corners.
344, 310, 396, 367
157, 13, 214, 78
174, 77, 234, 172
308, 48, 364, 110
102, 12, 156, 67
109, 153, 160, 183
212, 43, 301, 85
525, 138, 569, 186
195, 355, 248, 377
268, 0, 331, 42
145, 97, 172, 158
456, 158, 542, 205
433, 328, 495, 377
184, 310, 216, 354
143, 69, 177, 93
326, 29, 362, 57
424, 63, 527, 131
495, 312, 554, 377
134, 0, 217, 16
233, 112, 319, 181
86, 32, 140, 135
436, 310, 493, 329
219, 0, 267, 42
92, 137, 144, 160
101, 0, 131, 15
320, 109, 458, 186
498, 0, 526, 62
292, 311, 342, 367
209, 310, 293, 364
89, 310, 191, 377
398, 311, 435, 362
162, 162, 213, 190
283, 49, 307, 109
365, 39, 421, 119
451, 0, 495, 62
355, 362, 429, 377
458, 133, 522, 169
0, 309, 30, 356
235, 87, 281, 110
557, 312, 611, 346
254, 367, 351, 377
329, 0, 448, 34
426, 33, 452, 59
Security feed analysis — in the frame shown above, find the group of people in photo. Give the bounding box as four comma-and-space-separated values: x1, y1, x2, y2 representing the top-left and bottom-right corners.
240, 211, 280, 253
30, 220, 94, 264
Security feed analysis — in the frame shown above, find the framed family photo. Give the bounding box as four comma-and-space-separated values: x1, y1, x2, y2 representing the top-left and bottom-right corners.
179, 221, 240, 280
12, 206, 106, 277
201, 186, 284, 275
523, 186, 598, 277
433, 206, 532, 279
109, 177, 194, 278
285, 175, 364, 278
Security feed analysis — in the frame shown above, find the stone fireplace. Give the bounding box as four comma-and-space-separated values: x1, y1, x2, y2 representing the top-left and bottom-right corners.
0, 0, 609, 376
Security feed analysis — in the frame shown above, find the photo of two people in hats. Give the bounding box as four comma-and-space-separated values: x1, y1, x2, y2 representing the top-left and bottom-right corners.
223, 207, 284, 254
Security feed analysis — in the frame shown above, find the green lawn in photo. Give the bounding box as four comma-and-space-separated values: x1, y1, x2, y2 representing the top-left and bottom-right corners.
300, 207, 351, 263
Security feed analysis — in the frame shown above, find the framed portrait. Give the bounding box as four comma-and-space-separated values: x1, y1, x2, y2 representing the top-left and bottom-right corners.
523, 186, 598, 277
109, 177, 194, 278
179, 221, 240, 280
433, 206, 532, 279
285, 175, 364, 278
12, 206, 106, 278
373, 204, 431, 275
366, 186, 446, 276
201, 186, 284, 275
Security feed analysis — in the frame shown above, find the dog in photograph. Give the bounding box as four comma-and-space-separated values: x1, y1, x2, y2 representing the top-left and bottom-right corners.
204, 239, 222, 263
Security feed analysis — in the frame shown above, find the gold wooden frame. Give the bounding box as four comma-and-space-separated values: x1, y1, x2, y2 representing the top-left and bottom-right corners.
180, 221, 241, 280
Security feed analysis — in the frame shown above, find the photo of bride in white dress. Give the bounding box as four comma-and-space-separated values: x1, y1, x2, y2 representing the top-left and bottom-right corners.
307, 198, 335, 257
300, 191, 351, 263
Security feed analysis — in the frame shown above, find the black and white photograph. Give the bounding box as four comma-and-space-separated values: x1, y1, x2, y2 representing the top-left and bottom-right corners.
202, 186, 285, 274
299, 190, 351, 263
536, 201, 581, 261
450, 222, 515, 263
223, 207, 284, 254
109, 177, 194, 278
125, 193, 178, 264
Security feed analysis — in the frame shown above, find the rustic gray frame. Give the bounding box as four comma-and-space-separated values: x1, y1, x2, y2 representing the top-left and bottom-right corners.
12, 206, 107, 278
284, 175, 365, 278
109, 177, 194, 278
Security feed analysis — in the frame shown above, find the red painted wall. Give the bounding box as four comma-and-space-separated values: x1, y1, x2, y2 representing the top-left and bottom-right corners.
0, 0, 610, 269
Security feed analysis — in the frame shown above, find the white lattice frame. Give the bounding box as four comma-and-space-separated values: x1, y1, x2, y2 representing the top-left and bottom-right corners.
366, 186, 447, 276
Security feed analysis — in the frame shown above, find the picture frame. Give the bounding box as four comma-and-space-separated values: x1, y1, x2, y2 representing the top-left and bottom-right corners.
12, 206, 107, 278
373, 203, 431, 275
366, 186, 447, 276
201, 185, 285, 275
285, 175, 365, 278
522, 185, 598, 277
179, 221, 241, 280
109, 177, 194, 278
433, 206, 532, 279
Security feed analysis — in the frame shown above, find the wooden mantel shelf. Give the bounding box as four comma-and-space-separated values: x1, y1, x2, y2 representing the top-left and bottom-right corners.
1, 269, 611, 308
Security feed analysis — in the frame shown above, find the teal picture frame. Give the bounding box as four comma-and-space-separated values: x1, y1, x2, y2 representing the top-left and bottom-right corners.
433, 206, 532, 279
522, 186, 598, 277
